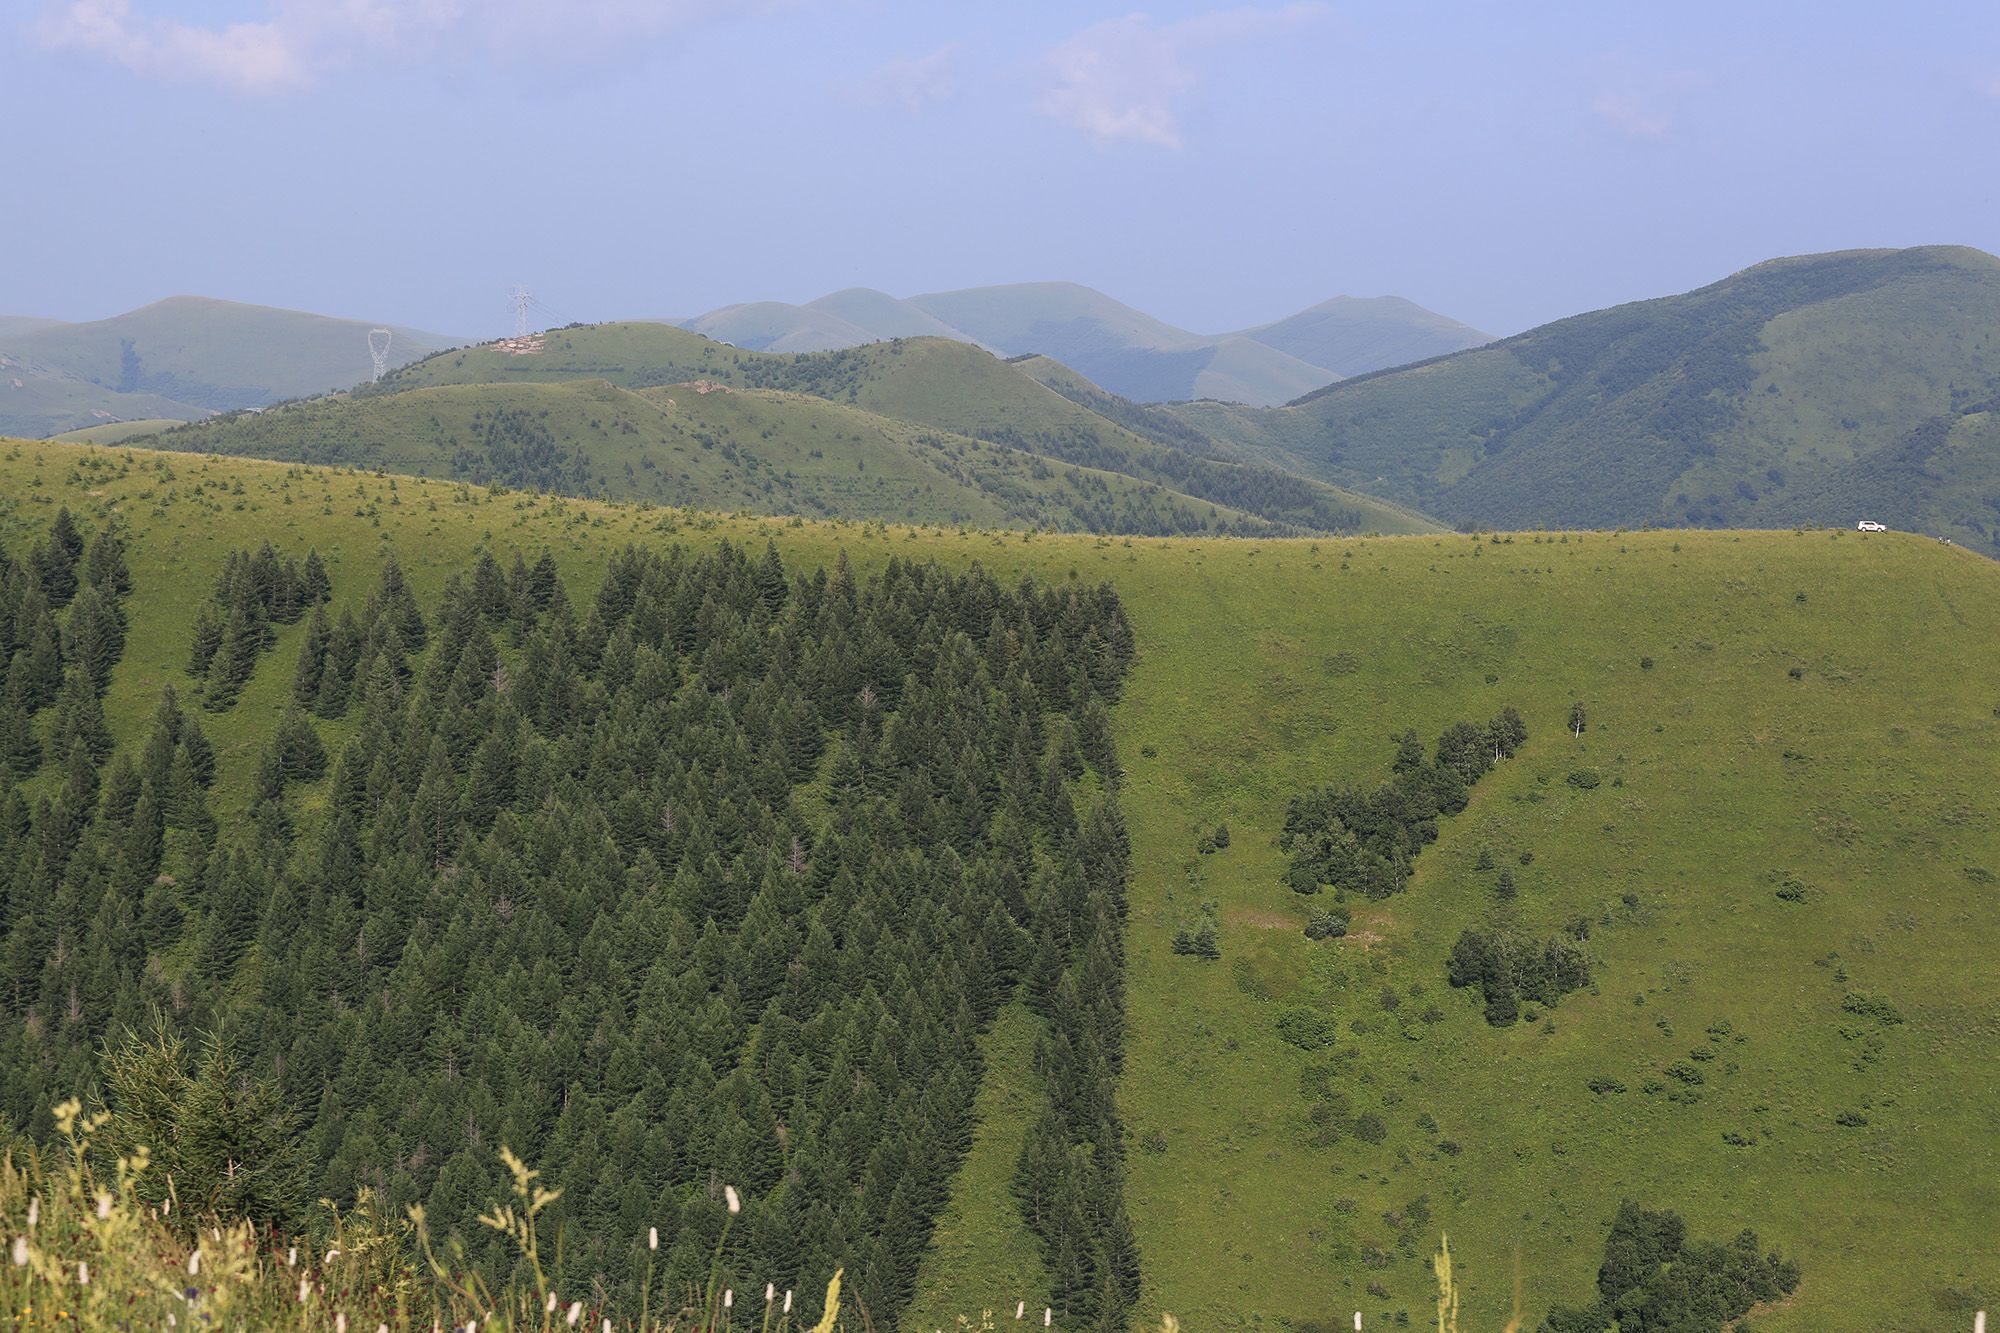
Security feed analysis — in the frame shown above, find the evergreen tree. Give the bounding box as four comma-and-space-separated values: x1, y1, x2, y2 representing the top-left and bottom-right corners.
275, 707, 328, 783
300, 548, 332, 606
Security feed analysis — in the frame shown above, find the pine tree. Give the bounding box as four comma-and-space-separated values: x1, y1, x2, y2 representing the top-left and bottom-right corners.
13, 613, 63, 712
82, 524, 131, 598
187, 602, 225, 678
292, 605, 330, 705
63, 584, 124, 694
275, 707, 327, 783
300, 548, 332, 606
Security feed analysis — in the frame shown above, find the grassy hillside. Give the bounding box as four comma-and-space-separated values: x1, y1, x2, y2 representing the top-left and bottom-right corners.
48, 417, 191, 445
239, 325, 1439, 536
136, 376, 1304, 536
0, 296, 452, 437
1172, 246, 2000, 551
771, 338, 1435, 535
2, 438, 1995, 1331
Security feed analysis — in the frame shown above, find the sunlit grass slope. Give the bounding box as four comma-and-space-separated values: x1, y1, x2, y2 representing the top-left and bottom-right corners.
135, 377, 1290, 534
3, 440, 1995, 1332
352, 324, 1439, 536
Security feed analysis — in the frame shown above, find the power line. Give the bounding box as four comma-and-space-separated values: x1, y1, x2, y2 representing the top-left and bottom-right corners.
510, 285, 532, 338
366, 329, 393, 381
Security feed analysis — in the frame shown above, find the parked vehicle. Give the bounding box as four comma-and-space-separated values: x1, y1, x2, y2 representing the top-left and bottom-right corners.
1856, 520, 1887, 532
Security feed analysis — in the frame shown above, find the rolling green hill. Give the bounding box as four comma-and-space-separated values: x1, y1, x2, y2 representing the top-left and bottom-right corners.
168, 324, 1437, 537
1171, 246, 2000, 551
0, 296, 453, 437
2, 439, 1995, 1331
145, 375, 1315, 534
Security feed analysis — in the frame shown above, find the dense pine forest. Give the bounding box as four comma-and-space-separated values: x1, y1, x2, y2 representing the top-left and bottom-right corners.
0, 504, 1142, 1328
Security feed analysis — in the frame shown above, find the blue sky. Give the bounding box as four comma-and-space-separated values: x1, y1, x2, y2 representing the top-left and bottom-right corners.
7, 1, 1999, 338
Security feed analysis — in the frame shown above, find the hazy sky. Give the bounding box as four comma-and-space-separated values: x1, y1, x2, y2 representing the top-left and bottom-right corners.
8, 1, 1999, 338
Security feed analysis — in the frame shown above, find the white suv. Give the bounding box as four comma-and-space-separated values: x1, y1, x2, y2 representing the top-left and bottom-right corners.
1856, 520, 1887, 532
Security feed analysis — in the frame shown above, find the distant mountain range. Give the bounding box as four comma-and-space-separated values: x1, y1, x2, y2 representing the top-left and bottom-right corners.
0, 297, 452, 438
1168, 245, 2000, 554
17, 248, 2000, 554
678, 283, 1494, 406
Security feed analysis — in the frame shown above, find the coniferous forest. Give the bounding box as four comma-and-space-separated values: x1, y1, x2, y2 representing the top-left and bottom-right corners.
0, 505, 1142, 1329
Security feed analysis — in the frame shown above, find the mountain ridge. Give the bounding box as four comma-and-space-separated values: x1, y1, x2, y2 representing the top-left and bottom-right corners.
1169, 244, 2000, 552
676, 280, 1492, 405
130, 321, 1440, 538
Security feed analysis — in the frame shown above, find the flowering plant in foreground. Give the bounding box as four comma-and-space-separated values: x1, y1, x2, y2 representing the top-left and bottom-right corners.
5, 1102, 1188, 1331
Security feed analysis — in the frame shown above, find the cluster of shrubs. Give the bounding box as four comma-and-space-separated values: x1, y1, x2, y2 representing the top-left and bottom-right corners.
1171, 900, 1221, 959
1280, 709, 1527, 901
1540, 1201, 1800, 1332
1446, 926, 1592, 1026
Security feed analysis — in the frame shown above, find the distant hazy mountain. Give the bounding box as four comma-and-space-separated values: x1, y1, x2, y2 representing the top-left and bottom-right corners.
1230, 295, 1496, 379
0, 296, 454, 437
1167, 246, 2000, 552
675, 282, 1491, 406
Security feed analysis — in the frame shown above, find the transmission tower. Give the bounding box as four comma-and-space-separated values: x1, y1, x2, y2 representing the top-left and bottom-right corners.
367, 328, 393, 382
511, 285, 532, 338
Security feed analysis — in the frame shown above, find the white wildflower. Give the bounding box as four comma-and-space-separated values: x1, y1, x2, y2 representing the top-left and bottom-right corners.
725, 1288, 734, 1309
78, 1260, 90, 1284
94, 1193, 112, 1220
766, 1282, 775, 1304
648, 1225, 658, 1251
784, 1289, 794, 1313
26, 1198, 37, 1229
724, 1184, 741, 1214
336, 1315, 348, 1333
545, 1292, 557, 1314
299, 1278, 312, 1302
188, 1248, 201, 1276
566, 1300, 583, 1325
287, 1246, 297, 1268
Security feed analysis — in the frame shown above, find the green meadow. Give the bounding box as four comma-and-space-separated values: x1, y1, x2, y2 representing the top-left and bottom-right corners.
2, 439, 1994, 1331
